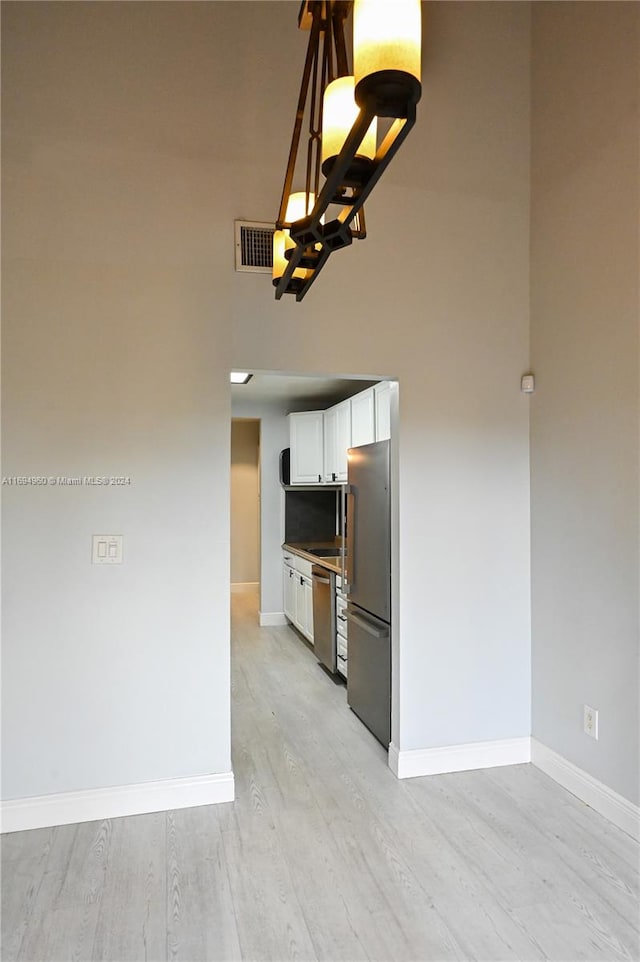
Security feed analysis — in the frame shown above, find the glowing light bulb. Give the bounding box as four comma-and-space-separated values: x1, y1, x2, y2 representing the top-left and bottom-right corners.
321, 76, 377, 181
272, 192, 318, 285
354, 0, 422, 113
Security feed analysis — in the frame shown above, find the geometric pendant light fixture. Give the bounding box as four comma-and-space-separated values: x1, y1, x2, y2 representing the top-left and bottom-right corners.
273, 0, 422, 301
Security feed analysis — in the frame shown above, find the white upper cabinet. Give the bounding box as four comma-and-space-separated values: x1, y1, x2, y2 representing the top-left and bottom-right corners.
324, 398, 351, 482
288, 411, 324, 484
288, 384, 392, 484
374, 381, 392, 442
350, 387, 376, 448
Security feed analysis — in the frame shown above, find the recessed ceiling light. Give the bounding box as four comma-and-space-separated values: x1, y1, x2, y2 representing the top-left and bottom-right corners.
230, 372, 253, 384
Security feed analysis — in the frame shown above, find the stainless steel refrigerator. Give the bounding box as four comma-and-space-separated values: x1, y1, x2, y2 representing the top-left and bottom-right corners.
345, 440, 391, 747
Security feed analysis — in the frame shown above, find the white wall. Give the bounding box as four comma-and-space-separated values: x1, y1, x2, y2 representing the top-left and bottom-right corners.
230, 419, 260, 585
2, 1, 532, 804
1, 1, 237, 799
231, 2, 533, 752
231, 400, 288, 618
530, 2, 639, 804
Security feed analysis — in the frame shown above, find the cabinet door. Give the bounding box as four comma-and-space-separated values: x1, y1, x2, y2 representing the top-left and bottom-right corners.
334, 399, 351, 481
324, 399, 351, 482
289, 411, 324, 484
284, 563, 296, 622
374, 381, 391, 442
323, 405, 338, 482
295, 574, 306, 634
292, 573, 314, 644
304, 577, 314, 645
350, 388, 375, 447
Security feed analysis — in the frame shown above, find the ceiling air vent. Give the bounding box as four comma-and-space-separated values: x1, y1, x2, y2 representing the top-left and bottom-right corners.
234, 221, 274, 274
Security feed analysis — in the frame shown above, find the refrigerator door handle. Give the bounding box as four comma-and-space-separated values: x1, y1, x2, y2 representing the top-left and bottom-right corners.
344, 488, 355, 591
345, 607, 388, 639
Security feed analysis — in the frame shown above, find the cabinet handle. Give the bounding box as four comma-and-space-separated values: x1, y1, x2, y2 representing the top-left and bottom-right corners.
300, 576, 304, 585
332, 472, 336, 482
318, 474, 321, 483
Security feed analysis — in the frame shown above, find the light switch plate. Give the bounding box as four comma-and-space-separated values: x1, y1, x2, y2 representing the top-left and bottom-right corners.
92, 535, 123, 564
583, 704, 599, 740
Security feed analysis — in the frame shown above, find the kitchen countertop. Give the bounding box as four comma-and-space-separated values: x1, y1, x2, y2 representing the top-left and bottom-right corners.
282, 541, 346, 575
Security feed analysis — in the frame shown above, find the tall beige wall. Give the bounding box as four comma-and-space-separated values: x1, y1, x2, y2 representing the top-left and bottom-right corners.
1, 1, 236, 799
530, 2, 639, 804
230, 420, 260, 585
2, 2, 532, 803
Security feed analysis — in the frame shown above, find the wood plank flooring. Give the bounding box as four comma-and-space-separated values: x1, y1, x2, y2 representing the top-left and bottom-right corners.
2, 587, 639, 961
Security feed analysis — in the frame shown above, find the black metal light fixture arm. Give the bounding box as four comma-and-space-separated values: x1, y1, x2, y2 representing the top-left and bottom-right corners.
273, 0, 421, 302
276, 99, 417, 301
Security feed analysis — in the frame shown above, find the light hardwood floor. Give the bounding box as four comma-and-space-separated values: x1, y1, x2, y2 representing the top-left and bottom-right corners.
2, 588, 639, 962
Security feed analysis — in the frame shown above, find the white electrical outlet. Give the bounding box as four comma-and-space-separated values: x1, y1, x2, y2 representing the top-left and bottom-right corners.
583, 704, 599, 740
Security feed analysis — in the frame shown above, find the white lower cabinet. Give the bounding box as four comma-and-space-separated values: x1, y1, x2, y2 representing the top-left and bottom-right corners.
303, 576, 314, 645
283, 562, 296, 622
283, 552, 314, 645
294, 574, 306, 635
294, 573, 314, 644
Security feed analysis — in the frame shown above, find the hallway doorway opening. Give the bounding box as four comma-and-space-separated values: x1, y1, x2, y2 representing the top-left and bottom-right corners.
229, 369, 400, 767
230, 418, 261, 598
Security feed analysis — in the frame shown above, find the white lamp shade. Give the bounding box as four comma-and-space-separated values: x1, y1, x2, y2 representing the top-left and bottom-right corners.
354, 0, 421, 90
285, 191, 316, 224
321, 76, 377, 171
285, 191, 316, 254
272, 229, 287, 281
272, 228, 311, 282
273, 192, 319, 283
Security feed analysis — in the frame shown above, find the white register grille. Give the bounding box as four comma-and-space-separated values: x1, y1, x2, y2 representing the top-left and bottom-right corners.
234, 221, 274, 274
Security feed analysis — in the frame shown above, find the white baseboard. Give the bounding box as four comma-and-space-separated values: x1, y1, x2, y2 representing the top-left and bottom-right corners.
388, 736, 531, 780
0, 771, 235, 834
231, 582, 259, 594
531, 738, 640, 841
260, 611, 288, 627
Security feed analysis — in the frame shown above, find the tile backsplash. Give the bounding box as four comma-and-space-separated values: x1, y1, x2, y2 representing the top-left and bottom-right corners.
285, 490, 338, 543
